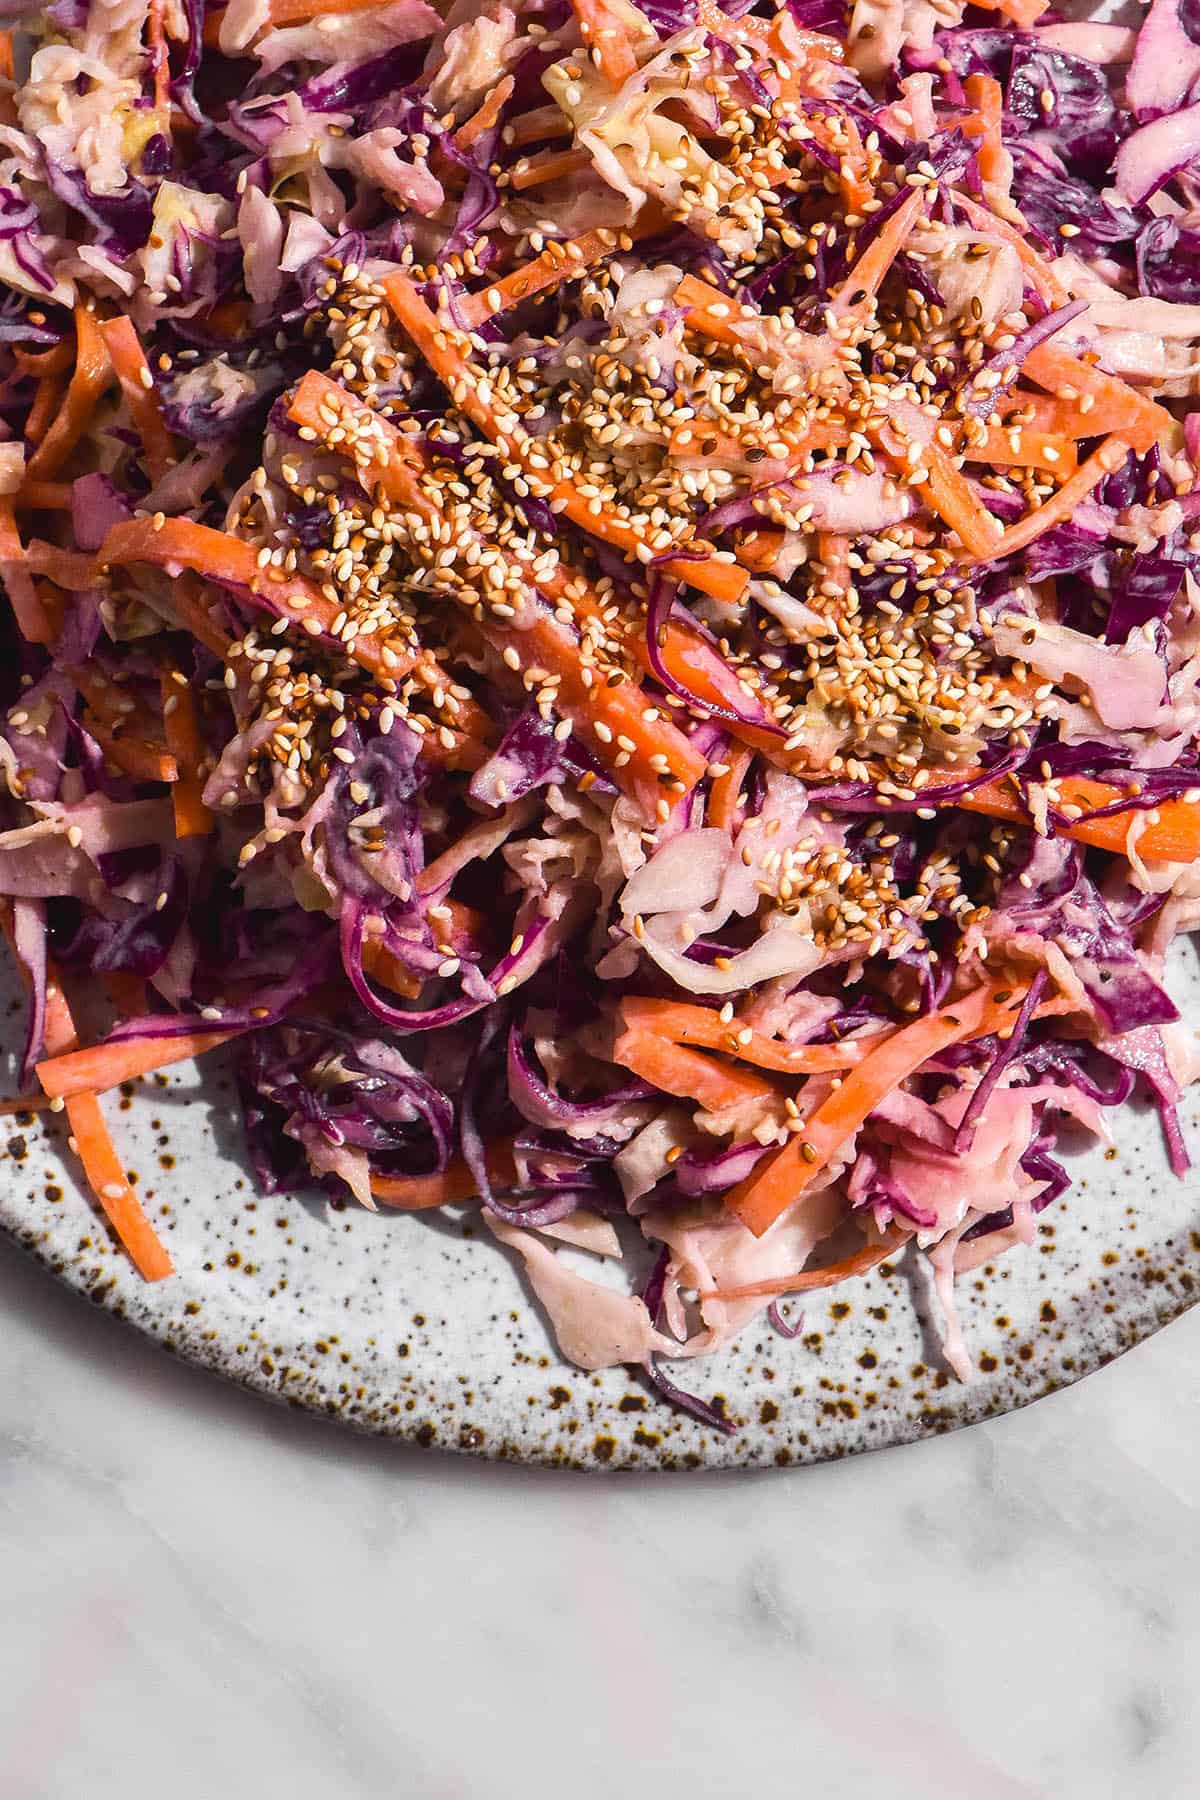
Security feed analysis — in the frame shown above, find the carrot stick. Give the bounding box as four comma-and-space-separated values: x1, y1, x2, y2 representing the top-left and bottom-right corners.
958, 774, 1200, 862
972, 0, 1048, 26
96, 516, 416, 682
510, 147, 592, 191
64, 1091, 176, 1279
381, 272, 747, 606
973, 435, 1131, 561
962, 74, 1005, 187
84, 712, 179, 784
17, 480, 73, 512
612, 1026, 780, 1114
673, 273, 762, 350
728, 981, 1027, 1237
37, 1026, 239, 1100
101, 316, 174, 482
0, 30, 13, 81
146, 0, 170, 113
459, 232, 613, 329
830, 188, 926, 319
26, 306, 114, 481
25, 374, 62, 447
960, 422, 1077, 476
569, 0, 639, 85
372, 1141, 517, 1209
36, 969, 175, 1280
704, 1226, 912, 1301
914, 440, 1005, 558
617, 996, 880, 1075
266, 0, 384, 21
505, 103, 571, 147
169, 570, 232, 658
1019, 343, 1169, 455
707, 746, 752, 830
0, 500, 57, 644
455, 75, 514, 151
161, 673, 214, 837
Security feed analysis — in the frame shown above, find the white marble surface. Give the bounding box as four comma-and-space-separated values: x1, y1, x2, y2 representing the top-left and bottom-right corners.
2, 1233, 1198, 1800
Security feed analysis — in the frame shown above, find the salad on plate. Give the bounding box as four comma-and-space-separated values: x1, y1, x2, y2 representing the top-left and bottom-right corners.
0, 0, 1198, 1429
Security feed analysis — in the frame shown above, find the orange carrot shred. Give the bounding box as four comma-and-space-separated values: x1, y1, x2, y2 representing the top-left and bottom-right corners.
728, 982, 1029, 1237
0, 500, 57, 645
97, 515, 415, 683
161, 673, 214, 837
26, 306, 113, 482
37, 1027, 238, 1100
455, 75, 514, 151
973, 436, 1132, 562
510, 146, 592, 190
102, 315, 175, 481
569, 0, 639, 85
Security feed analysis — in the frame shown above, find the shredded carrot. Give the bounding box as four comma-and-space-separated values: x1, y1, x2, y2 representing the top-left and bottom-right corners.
728, 981, 1028, 1237
455, 75, 514, 151
84, 711, 179, 784
265, 0, 384, 21
37, 1026, 239, 1100
959, 774, 1200, 862
974, 435, 1131, 561
0, 500, 58, 644
101, 316, 175, 482
0, 30, 13, 82
866, 418, 1002, 559
569, 0, 639, 86
830, 188, 926, 318
693, 0, 844, 67
17, 479, 73, 512
25, 374, 62, 447
15, 341, 73, 380
960, 422, 1078, 476
161, 673, 214, 837
612, 1026, 780, 1114
64, 1091, 176, 1279
510, 146, 592, 191
505, 103, 570, 148
962, 73, 1005, 187
617, 997, 881, 1075
705, 1226, 913, 1301
146, 0, 170, 113
673, 273, 761, 351
372, 1141, 518, 1209
972, 0, 1049, 26
169, 570, 232, 658
1019, 343, 1169, 455
96, 516, 416, 683
382, 272, 747, 606
707, 746, 752, 830
26, 306, 113, 482
30, 968, 176, 1281
459, 232, 613, 329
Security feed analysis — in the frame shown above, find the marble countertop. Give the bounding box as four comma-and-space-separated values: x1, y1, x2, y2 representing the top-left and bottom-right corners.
2, 1234, 1197, 1800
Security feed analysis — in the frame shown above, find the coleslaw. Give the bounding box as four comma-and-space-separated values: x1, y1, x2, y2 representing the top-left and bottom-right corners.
1, 0, 1199, 1430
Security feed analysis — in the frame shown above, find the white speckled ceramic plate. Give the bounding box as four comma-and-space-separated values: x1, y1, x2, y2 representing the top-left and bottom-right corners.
3, 939, 1200, 1468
